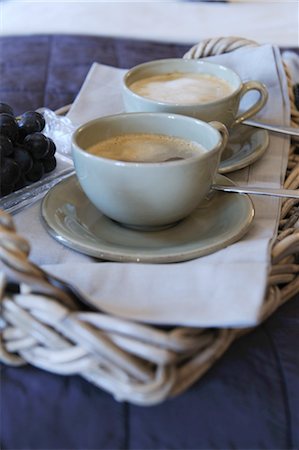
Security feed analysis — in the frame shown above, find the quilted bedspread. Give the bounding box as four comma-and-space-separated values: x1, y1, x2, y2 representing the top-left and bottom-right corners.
0, 35, 299, 450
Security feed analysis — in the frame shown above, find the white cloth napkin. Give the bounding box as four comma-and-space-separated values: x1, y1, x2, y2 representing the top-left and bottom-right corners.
13, 44, 290, 327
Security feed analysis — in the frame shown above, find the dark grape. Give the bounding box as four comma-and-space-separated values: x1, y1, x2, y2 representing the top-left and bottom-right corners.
25, 160, 44, 182
0, 158, 21, 186
0, 135, 14, 158
13, 146, 34, 174
0, 113, 19, 143
0, 182, 15, 197
14, 173, 27, 191
17, 111, 46, 139
0, 102, 14, 116
35, 112, 46, 131
42, 156, 57, 173
24, 132, 50, 159
47, 138, 56, 157
0, 103, 57, 197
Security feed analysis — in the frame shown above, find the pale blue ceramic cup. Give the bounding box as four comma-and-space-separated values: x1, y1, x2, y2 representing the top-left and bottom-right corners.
123, 59, 268, 128
72, 112, 228, 230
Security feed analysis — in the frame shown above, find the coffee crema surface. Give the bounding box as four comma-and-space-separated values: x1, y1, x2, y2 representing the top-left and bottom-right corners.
129, 72, 234, 104
87, 133, 206, 163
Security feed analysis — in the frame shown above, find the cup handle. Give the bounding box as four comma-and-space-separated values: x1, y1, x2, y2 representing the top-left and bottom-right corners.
209, 121, 229, 157
232, 81, 268, 126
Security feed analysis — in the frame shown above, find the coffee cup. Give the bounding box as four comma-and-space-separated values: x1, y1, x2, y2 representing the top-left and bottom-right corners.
72, 112, 228, 230
122, 58, 268, 128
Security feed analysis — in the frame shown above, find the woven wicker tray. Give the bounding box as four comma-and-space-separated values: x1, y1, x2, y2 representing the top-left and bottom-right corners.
0, 37, 298, 406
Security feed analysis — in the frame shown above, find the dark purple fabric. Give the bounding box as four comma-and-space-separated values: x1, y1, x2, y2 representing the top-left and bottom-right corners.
0, 35, 190, 115
0, 34, 299, 450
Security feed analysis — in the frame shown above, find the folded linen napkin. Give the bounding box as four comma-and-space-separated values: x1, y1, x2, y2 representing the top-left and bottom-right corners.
13, 44, 290, 327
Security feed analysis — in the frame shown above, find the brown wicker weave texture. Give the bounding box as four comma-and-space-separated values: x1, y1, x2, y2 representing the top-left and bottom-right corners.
0, 37, 298, 406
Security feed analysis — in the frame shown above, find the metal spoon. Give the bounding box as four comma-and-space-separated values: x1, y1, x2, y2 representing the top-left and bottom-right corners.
212, 184, 299, 199
242, 119, 299, 139
160, 157, 298, 199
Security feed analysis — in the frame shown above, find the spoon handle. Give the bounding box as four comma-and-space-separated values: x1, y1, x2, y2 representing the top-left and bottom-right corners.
242, 119, 299, 138
213, 184, 299, 199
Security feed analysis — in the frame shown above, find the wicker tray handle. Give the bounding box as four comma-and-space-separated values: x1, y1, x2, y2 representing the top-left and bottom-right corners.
0, 37, 298, 406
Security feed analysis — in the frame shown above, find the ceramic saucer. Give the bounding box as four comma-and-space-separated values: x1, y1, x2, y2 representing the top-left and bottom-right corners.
219, 124, 269, 173
41, 174, 254, 263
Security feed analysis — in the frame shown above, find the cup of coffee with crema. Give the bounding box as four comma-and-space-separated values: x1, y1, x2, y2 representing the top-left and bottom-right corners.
122, 59, 268, 128
72, 112, 228, 230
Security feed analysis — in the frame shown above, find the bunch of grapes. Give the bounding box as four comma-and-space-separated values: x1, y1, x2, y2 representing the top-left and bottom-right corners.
0, 102, 57, 197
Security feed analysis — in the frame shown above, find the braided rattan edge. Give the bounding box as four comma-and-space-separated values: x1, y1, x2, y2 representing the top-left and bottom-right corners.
1, 37, 298, 406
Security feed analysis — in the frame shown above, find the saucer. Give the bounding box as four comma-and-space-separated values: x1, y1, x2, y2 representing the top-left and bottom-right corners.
41, 174, 254, 263
219, 124, 269, 173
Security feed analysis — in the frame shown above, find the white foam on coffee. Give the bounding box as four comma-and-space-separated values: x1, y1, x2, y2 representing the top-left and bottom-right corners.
87, 133, 206, 163
130, 72, 233, 104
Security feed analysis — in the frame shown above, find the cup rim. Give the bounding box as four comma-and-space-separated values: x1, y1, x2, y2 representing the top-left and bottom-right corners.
72, 112, 223, 167
123, 58, 242, 107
